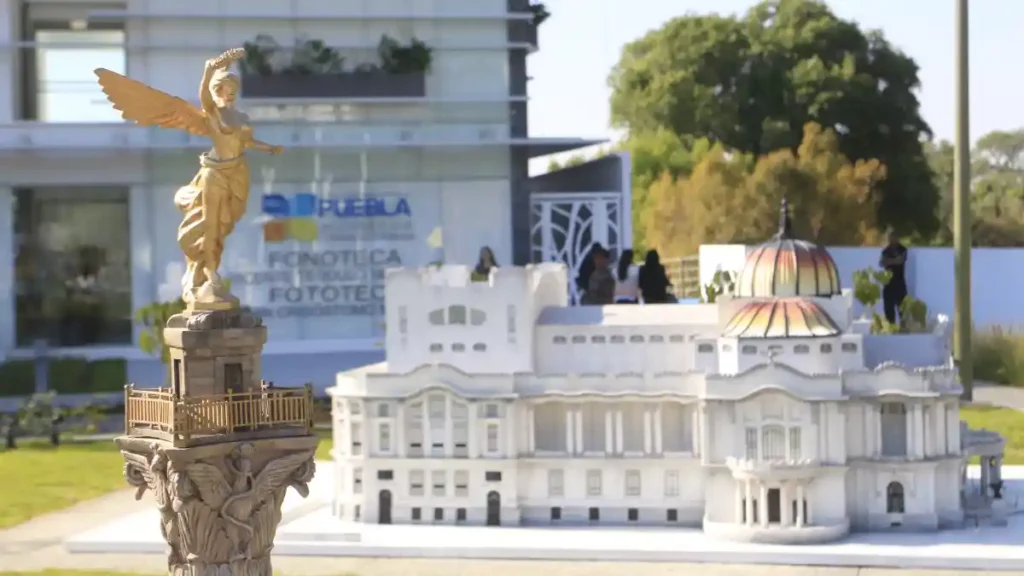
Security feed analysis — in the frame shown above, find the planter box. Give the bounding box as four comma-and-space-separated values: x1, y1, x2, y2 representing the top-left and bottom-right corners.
509, 20, 539, 48
241, 71, 427, 99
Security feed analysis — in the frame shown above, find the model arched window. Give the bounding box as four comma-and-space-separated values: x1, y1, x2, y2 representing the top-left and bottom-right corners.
886, 481, 905, 513
880, 402, 908, 457
762, 424, 786, 460
448, 305, 467, 325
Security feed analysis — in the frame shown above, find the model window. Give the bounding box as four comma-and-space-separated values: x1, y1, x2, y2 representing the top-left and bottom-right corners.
841, 342, 858, 353
627, 508, 639, 522
428, 309, 445, 325
664, 471, 680, 497
486, 423, 500, 452
353, 468, 363, 494
485, 471, 502, 482
794, 344, 810, 354
411, 507, 422, 521
378, 423, 392, 453
625, 470, 641, 496
431, 470, 446, 497
456, 508, 467, 522
669, 334, 685, 343
591, 335, 606, 343
410, 470, 424, 496
428, 343, 443, 353
789, 427, 802, 460
451, 343, 466, 352
550, 507, 562, 521
629, 335, 645, 343
377, 470, 393, 480
507, 305, 517, 335
454, 470, 469, 497
484, 403, 500, 418
571, 335, 586, 344
721, 344, 733, 352
553, 335, 567, 344
741, 345, 757, 355
448, 305, 468, 325
649, 334, 665, 343
886, 482, 905, 513
610, 335, 625, 344
881, 403, 908, 457
820, 343, 833, 353
376, 403, 391, 418
744, 427, 758, 460
473, 342, 487, 352
470, 309, 486, 326
697, 343, 714, 353
666, 509, 678, 522
351, 423, 362, 455
762, 425, 786, 460
434, 508, 444, 521
588, 507, 600, 521
586, 470, 602, 496
349, 401, 362, 415
548, 469, 564, 497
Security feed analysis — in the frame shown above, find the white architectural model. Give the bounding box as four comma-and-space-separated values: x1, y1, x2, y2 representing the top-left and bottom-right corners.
329, 202, 1006, 543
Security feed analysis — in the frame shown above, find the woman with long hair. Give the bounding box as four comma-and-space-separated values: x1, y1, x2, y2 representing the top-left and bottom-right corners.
472, 246, 498, 281
639, 249, 673, 304
613, 249, 639, 303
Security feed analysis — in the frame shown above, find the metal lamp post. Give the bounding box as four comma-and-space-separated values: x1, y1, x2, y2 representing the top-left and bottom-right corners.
953, 0, 973, 401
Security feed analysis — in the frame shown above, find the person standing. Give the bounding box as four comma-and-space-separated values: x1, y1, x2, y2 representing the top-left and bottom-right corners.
613, 249, 640, 303
582, 247, 615, 305
472, 246, 498, 281
639, 249, 672, 303
575, 242, 603, 302
879, 230, 909, 325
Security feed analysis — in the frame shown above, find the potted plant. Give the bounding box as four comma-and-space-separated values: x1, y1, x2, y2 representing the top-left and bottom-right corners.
700, 270, 735, 304
240, 34, 430, 99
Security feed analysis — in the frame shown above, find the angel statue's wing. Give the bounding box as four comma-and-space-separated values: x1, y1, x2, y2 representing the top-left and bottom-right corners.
251, 451, 315, 506
121, 450, 164, 503
94, 68, 209, 137
184, 462, 233, 510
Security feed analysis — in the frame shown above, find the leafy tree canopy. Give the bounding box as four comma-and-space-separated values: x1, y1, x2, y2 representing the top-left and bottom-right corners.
645, 123, 884, 257
610, 0, 938, 239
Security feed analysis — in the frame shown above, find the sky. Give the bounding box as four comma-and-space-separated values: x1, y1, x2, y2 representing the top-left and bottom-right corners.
527, 0, 1024, 157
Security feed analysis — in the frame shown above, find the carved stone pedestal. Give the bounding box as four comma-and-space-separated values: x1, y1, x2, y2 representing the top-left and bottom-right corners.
117, 435, 318, 576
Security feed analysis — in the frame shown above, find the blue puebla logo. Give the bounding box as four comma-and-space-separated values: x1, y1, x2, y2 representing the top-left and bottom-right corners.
262, 193, 411, 219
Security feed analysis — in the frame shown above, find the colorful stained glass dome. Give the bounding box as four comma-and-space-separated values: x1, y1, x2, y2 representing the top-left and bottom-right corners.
734, 198, 842, 298
722, 298, 841, 339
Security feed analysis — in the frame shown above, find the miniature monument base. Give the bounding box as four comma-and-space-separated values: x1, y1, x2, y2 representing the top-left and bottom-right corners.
117, 435, 318, 576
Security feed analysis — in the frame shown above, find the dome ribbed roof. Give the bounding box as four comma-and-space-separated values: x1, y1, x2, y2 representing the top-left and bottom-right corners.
735, 198, 841, 298
723, 298, 841, 339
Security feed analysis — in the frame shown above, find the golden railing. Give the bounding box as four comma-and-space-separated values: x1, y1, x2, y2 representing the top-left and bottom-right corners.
124, 384, 314, 447
663, 255, 702, 299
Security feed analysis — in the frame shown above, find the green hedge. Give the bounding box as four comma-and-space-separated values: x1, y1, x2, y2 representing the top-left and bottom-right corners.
974, 327, 1024, 387
0, 357, 127, 397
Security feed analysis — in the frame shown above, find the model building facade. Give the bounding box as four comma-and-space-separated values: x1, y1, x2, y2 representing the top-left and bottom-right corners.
330, 210, 995, 543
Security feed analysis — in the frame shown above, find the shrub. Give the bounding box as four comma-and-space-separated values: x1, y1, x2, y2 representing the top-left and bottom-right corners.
974, 326, 1024, 387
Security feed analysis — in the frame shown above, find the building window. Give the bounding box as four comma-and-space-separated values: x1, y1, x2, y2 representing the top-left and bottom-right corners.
744, 427, 758, 460
428, 309, 445, 325
586, 469, 602, 496
484, 403, 500, 418
649, 334, 665, 343
485, 471, 502, 482
407, 402, 423, 454
507, 305, 516, 338
454, 470, 469, 497
550, 506, 561, 521
398, 305, 408, 335
664, 471, 680, 497
349, 401, 362, 415
588, 507, 600, 522
881, 403, 908, 457
486, 423, 500, 453
431, 470, 446, 497
591, 335, 606, 343
354, 504, 361, 520
627, 508, 639, 522
886, 482, 905, 513
22, 11, 126, 123
721, 344, 733, 352
794, 344, 810, 354
666, 509, 678, 522
571, 335, 586, 344
841, 342, 858, 353
411, 507, 422, 521
669, 334, 685, 343
629, 335, 644, 343
14, 187, 132, 346
434, 507, 444, 521
470, 309, 486, 325
376, 403, 391, 418
351, 423, 363, 455
377, 470, 393, 481
741, 345, 757, 354
452, 343, 466, 352
353, 469, 363, 494
456, 508, 467, 522
625, 470, 641, 496
452, 402, 469, 456
820, 343, 833, 353
697, 343, 714, 353
378, 423, 392, 453
789, 427, 802, 460
410, 470, 424, 496
429, 343, 443, 353
610, 334, 625, 344
473, 343, 487, 352
762, 425, 785, 460
553, 335, 567, 344
428, 395, 446, 454
548, 469, 564, 497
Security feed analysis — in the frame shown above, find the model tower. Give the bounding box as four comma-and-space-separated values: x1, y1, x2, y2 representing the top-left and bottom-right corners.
100, 49, 318, 576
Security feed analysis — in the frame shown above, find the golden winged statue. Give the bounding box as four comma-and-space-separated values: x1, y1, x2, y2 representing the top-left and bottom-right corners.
94, 48, 283, 310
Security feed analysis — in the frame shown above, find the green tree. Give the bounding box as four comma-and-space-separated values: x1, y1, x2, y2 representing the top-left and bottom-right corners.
609, 0, 938, 238
546, 153, 588, 172
646, 123, 884, 256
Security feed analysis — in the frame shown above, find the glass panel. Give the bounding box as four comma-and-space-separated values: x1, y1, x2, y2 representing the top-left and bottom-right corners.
35, 30, 126, 123
14, 187, 132, 346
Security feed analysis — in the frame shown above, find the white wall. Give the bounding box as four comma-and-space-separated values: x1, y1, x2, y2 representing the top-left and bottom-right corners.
700, 244, 1024, 327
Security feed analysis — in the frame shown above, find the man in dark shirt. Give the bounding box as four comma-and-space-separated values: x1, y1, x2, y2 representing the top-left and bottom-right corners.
879, 230, 909, 325
582, 247, 615, 305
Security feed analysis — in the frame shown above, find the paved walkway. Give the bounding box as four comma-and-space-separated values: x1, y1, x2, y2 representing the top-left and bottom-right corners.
974, 381, 1024, 411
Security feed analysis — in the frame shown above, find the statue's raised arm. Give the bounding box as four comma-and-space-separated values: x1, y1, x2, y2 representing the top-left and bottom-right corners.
94, 49, 279, 311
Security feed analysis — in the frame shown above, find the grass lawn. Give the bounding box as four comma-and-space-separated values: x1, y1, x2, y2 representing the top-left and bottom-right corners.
0, 439, 127, 530
0, 572, 156, 576
960, 405, 1024, 464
